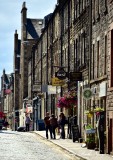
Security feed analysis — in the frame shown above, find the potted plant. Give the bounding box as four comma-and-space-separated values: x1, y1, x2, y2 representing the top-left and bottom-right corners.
86, 135, 96, 149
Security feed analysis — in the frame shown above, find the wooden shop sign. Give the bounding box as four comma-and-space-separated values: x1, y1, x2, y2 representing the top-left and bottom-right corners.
69, 72, 82, 81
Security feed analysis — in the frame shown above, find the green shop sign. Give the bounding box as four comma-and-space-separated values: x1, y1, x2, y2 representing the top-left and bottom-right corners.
83, 88, 92, 100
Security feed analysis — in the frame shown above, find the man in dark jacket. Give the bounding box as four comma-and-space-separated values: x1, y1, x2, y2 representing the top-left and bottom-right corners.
44, 112, 52, 139
50, 114, 58, 139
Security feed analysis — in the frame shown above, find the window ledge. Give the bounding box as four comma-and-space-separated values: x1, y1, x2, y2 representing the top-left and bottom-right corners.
108, 87, 113, 92
90, 75, 107, 84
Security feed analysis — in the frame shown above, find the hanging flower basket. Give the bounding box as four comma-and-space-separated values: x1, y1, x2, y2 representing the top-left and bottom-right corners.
56, 90, 77, 109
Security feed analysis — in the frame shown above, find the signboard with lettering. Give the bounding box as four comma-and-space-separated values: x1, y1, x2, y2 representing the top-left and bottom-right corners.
83, 88, 92, 100
32, 85, 41, 92
52, 77, 65, 86
48, 85, 56, 94
85, 129, 96, 134
69, 72, 82, 81
55, 68, 68, 80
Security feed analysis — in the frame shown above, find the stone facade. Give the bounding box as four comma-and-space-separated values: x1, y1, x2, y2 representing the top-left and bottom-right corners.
0, 69, 14, 129
90, 0, 113, 154
3, 0, 113, 155
20, 2, 44, 105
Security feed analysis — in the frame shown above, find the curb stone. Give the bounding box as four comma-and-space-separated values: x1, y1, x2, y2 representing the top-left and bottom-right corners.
32, 131, 86, 160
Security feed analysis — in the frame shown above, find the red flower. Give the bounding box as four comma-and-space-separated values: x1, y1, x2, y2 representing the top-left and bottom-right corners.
56, 91, 77, 108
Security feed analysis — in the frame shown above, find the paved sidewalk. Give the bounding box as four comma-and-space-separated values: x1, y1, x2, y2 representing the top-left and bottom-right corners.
33, 130, 113, 160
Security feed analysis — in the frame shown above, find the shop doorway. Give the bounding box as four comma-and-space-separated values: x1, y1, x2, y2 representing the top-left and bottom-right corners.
108, 119, 112, 154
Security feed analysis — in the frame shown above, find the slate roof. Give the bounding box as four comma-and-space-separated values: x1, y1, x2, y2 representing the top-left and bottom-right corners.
25, 18, 44, 39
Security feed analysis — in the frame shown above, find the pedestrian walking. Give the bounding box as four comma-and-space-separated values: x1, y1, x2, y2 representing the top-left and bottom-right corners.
49, 114, 58, 139
58, 112, 66, 139
44, 112, 52, 139
25, 114, 31, 131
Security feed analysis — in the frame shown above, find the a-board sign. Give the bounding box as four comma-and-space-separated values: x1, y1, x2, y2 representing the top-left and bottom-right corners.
71, 125, 79, 142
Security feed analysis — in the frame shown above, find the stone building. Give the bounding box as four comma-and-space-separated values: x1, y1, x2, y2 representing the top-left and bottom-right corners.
9, 0, 113, 154
87, 0, 113, 154
93, 0, 113, 154
13, 30, 21, 129
71, 0, 91, 139
0, 70, 14, 129
19, 2, 44, 126
27, 0, 90, 129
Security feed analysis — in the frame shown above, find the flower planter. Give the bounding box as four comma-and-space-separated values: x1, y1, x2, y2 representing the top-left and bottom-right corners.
87, 142, 96, 149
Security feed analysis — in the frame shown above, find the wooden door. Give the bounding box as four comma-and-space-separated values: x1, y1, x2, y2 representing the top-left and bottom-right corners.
108, 119, 112, 154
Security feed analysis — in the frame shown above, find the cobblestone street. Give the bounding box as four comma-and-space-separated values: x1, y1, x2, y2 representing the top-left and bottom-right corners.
0, 130, 77, 160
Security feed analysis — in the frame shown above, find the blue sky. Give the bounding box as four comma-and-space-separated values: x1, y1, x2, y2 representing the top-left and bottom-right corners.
0, 0, 57, 88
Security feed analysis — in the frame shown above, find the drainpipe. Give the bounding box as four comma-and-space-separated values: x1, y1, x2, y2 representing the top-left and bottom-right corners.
89, 0, 92, 84
51, 19, 54, 114
46, 28, 48, 113
68, 0, 70, 91
60, 9, 63, 112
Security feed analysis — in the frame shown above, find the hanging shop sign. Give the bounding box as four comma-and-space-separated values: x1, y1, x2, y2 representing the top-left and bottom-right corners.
83, 88, 92, 100
55, 68, 68, 80
32, 84, 41, 92
48, 85, 56, 94
52, 77, 65, 86
69, 72, 82, 81
26, 104, 33, 113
